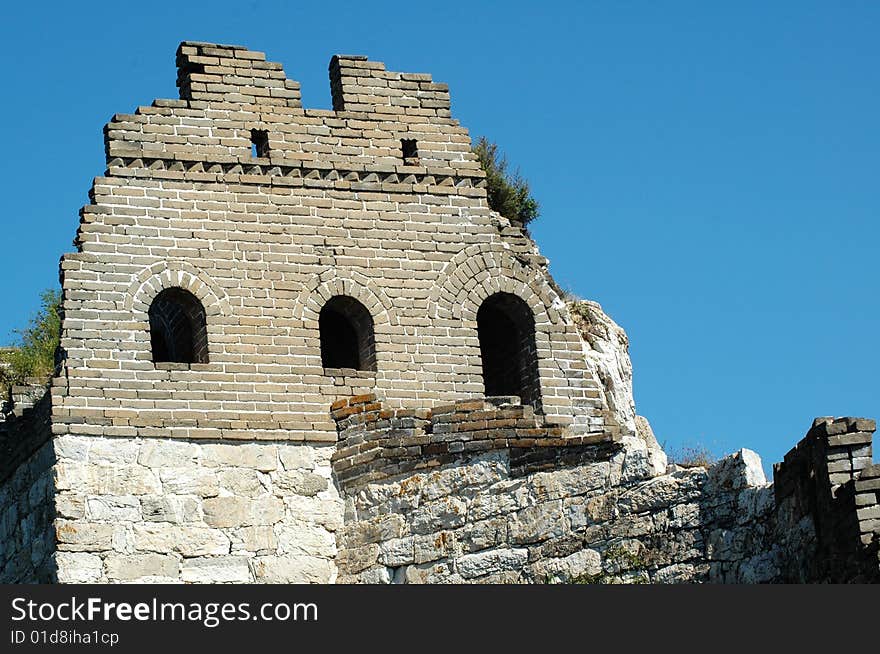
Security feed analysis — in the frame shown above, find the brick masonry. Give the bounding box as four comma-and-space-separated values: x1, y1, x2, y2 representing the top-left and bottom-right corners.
0, 42, 876, 583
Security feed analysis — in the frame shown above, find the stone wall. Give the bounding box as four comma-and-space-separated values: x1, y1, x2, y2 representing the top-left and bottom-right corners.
2, 392, 876, 584
0, 391, 56, 583
51, 435, 342, 583
330, 394, 621, 490
332, 395, 879, 584
1, 41, 877, 585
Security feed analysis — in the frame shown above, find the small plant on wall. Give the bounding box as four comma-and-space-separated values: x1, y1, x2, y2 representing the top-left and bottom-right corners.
0, 288, 62, 397
472, 136, 540, 227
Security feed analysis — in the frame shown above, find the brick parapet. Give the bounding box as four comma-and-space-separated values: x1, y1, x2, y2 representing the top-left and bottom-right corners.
104, 43, 483, 181
175, 42, 302, 107
329, 55, 451, 117
330, 394, 621, 490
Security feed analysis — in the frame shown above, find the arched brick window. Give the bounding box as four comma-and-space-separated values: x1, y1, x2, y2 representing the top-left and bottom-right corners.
320, 295, 376, 372
148, 288, 209, 364
477, 292, 541, 410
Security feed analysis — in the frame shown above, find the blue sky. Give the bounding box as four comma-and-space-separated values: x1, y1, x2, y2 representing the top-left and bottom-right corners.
1, 1, 877, 470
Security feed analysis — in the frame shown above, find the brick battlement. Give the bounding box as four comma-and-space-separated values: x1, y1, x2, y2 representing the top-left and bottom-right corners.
330, 395, 621, 490
774, 416, 875, 501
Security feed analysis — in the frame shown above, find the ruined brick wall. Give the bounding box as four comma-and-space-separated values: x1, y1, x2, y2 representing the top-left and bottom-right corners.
331, 394, 743, 583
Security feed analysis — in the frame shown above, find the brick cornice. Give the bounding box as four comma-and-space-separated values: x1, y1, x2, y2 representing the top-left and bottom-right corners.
105, 157, 487, 190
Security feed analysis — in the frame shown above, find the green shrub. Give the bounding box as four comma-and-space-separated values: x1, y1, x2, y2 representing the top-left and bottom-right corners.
472, 136, 540, 226
0, 289, 62, 396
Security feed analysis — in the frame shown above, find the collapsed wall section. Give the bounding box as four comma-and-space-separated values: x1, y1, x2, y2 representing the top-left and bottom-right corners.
330, 395, 747, 583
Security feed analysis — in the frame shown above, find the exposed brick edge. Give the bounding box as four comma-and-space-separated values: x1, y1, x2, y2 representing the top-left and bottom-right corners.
330, 394, 621, 490
774, 416, 879, 582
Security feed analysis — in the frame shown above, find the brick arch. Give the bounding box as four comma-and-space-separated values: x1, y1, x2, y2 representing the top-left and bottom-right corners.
125, 262, 228, 364
292, 269, 398, 333
125, 261, 230, 318
477, 291, 543, 411
429, 244, 565, 328
429, 245, 590, 417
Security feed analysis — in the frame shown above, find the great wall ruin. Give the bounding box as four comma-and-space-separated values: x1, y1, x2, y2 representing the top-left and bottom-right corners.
1, 42, 877, 583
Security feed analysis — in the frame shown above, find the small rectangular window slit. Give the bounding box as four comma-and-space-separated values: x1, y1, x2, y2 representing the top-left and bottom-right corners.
401, 138, 418, 164
251, 129, 269, 158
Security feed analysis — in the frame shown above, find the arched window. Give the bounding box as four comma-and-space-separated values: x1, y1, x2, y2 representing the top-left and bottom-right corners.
477, 292, 541, 410
320, 296, 376, 372
148, 288, 209, 364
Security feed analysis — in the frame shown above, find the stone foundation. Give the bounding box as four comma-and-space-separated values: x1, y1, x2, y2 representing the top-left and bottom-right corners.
50, 435, 341, 583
